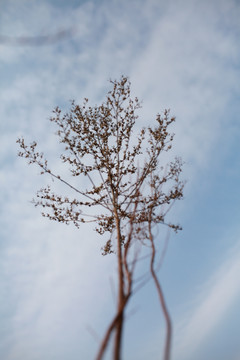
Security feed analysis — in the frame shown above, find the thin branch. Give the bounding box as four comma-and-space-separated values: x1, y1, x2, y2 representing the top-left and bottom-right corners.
48, 169, 110, 208
148, 212, 172, 360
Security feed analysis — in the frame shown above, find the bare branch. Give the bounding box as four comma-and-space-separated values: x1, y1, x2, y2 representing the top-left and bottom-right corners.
17, 76, 185, 360
148, 210, 172, 360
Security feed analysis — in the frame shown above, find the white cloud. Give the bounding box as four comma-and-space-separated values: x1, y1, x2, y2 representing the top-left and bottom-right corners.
131, 0, 240, 164
1, 208, 116, 359
174, 241, 240, 360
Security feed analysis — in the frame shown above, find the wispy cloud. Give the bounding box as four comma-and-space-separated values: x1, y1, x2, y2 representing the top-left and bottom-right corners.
174, 241, 240, 360
131, 0, 240, 168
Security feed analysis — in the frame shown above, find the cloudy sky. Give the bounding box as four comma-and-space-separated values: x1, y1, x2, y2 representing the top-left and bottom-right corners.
0, 0, 240, 359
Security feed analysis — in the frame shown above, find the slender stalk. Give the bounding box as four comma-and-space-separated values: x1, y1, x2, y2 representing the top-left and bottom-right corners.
95, 311, 120, 360
113, 208, 125, 360
148, 215, 172, 360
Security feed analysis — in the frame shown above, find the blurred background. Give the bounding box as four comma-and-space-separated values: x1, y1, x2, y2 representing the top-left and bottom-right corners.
0, 0, 240, 359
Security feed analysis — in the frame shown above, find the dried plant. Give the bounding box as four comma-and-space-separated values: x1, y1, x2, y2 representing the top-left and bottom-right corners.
17, 76, 184, 360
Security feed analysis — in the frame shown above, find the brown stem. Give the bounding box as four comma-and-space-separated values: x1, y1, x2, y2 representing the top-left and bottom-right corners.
96, 195, 138, 360
113, 209, 125, 360
95, 294, 131, 360
95, 311, 121, 360
148, 217, 172, 360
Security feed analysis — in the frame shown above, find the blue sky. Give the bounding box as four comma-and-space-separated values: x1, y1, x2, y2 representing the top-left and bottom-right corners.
0, 0, 240, 359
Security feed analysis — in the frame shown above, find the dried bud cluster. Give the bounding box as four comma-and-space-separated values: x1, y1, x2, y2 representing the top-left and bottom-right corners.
17, 76, 184, 255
